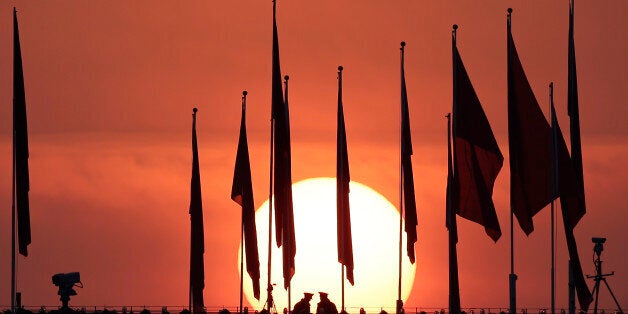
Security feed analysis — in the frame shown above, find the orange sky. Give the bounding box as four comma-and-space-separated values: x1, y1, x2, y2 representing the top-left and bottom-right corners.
0, 0, 626, 311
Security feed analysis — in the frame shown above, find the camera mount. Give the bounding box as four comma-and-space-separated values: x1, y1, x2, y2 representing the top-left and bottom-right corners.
586, 238, 622, 314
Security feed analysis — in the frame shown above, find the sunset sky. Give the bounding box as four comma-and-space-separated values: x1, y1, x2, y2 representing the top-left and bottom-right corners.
1, 0, 626, 312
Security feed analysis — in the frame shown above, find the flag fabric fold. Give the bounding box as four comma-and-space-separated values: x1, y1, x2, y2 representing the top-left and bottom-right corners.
14, 8, 31, 257
336, 67, 354, 285
400, 45, 418, 264
452, 37, 503, 242
231, 96, 261, 300
272, 4, 296, 288
507, 21, 555, 235
567, 0, 586, 230
189, 109, 205, 314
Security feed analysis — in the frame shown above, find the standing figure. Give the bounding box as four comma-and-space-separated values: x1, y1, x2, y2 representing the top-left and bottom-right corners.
316, 292, 338, 314
293, 293, 314, 314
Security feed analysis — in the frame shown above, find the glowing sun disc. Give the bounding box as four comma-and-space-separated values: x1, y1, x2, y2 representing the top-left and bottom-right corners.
239, 177, 416, 313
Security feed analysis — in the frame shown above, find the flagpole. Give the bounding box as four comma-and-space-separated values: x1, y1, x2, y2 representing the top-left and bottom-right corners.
283, 74, 291, 314
396, 41, 406, 314
240, 91, 249, 314
241, 210, 245, 314
267, 116, 274, 313
11, 8, 18, 313
337, 65, 346, 313
268, 77, 275, 314
549, 83, 556, 314
267, 1, 278, 310
567, 4, 576, 314
506, 8, 518, 314
11, 95, 17, 314
449, 25, 462, 314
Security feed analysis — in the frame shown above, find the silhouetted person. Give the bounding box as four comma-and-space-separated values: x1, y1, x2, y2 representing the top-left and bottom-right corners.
316, 292, 338, 314
293, 292, 314, 314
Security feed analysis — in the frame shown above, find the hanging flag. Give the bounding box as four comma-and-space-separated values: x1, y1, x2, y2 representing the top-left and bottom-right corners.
189, 108, 205, 314
507, 18, 555, 235
452, 31, 503, 242
567, 0, 586, 229
446, 112, 461, 314
272, 2, 296, 288
336, 66, 354, 285
550, 98, 592, 311
231, 92, 261, 300
400, 42, 418, 264
13, 8, 31, 257
565, 2, 593, 309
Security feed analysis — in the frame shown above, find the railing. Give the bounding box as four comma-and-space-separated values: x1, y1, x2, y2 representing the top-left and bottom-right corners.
0, 306, 621, 314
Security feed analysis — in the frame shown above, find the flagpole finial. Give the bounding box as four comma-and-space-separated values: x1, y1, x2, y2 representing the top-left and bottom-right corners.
193, 107, 198, 114
243, 90, 248, 97
507, 8, 513, 14
338, 65, 343, 72
453, 24, 458, 30
284, 75, 289, 81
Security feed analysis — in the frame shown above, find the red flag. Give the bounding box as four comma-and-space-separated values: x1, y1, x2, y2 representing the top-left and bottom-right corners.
189, 109, 205, 314
272, 3, 296, 288
452, 36, 503, 242
400, 43, 418, 264
567, 0, 586, 229
550, 97, 592, 311
507, 19, 555, 235
565, 3, 593, 309
13, 8, 31, 257
231, 93, 261, 300
336, 66, 354, 285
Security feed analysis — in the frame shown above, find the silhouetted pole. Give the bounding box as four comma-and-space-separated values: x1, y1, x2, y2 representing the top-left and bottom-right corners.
11, 90, 16, 314
240, 91, 248, 314
284, 74, 291, 314
568, 261, 575, 314
337, 65, 346, 313
267, 1, 278, 311
11, 8, 18, 314
549, 82, 556, 314
449, 25, 462, 314
396, 41, 406, 314
506, 8, 517, 314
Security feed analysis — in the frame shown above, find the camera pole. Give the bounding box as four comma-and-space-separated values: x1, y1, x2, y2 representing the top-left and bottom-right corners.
587, 240, 623, 314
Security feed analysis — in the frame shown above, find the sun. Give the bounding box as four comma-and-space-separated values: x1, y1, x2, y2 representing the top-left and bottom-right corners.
239, 177, 416, 313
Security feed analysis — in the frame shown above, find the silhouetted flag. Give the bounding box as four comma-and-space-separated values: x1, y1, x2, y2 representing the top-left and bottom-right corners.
507, 19, 554, 235
567, 0, 586, 229
400, 43, 418, 264
446, 113, 460, 314
565, 3, 593, 308
550, 100, 592, 311
336, 66, 354, 285
13, 8, 31, 257
189, 109, 205, 314
453, 38, 503, 242
231, 94, 261, 300
272, 3, 296, 287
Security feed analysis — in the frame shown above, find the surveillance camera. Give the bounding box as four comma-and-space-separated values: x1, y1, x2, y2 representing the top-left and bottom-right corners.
52, 272, 81, 287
